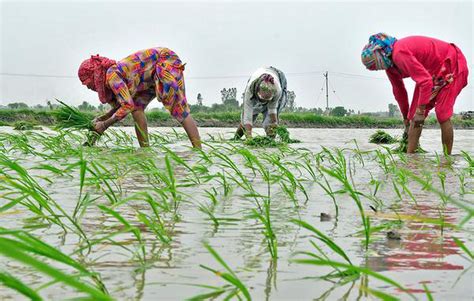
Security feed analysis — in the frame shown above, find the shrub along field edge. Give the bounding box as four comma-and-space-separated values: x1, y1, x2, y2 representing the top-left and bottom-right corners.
0, 108, 473, 129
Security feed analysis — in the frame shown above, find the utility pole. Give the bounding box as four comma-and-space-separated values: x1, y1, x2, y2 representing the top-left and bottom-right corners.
324, 71, 329, 113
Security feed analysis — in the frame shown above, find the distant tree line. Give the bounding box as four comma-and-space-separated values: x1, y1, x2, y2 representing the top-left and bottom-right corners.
1, 91, 402, 119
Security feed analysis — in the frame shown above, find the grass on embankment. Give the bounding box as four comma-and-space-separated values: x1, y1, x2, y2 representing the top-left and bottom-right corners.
0, 108, 473, 129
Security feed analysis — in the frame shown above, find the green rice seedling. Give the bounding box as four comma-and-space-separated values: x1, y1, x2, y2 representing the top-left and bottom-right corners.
236, 148, 262, 177
164, 155, 179, 212
319, 149, 371, 250
86, 161, 123, 205
0, 154, 89, 242
148, 131, 173, 145
392, 168, 418, 205
196, 243, 251, 301
460, 150, 473, 176
369, 130, 397, 144
244, 135, 280, 147
211, 151, 253, 192
13, 121, 42, 131
291, 219, 352, 267
0, 132, 39, 157
291, 152, 319, 181
359, 286, 401, 301
423, 283, 434, 301
0, 228, 109, 300
262, 153, 309, 202
452, 237, 474, 260
98, 205, 146, 265
242, 126, 300, 148
391, 179, 404, 202
374, 149, 394, 174
249, 169, 278, 259
213, 171, 233, 198
457, 171, 468, 195
274, 125, 301, 143
403, 168, 474, 226
137, 210, 171, 245
437, 171, 448, 204
161, 145, 201, 185
0, 271, 42, 300
54, 100, 94, 130
204, 187, 219, 207
392, 131, 427, 153
294, 258, 415, 299
316, 173, 340, 218
171, 127, 188, 140
291, 220, 415, 299
198, 201, 219, 228
352, 220, 403, 238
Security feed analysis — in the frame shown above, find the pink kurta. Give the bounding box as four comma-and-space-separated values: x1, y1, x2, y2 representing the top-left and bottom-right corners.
386, 36, 468, 123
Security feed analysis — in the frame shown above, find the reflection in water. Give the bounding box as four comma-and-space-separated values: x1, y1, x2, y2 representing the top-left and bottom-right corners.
264, 259, 277, 301
367, 202, 463, 274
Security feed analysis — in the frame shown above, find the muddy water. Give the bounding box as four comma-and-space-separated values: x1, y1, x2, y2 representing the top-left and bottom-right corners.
0, 127, 473, 300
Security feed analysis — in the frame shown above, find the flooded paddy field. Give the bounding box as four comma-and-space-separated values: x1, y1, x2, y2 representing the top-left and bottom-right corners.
0, 127, 473, 300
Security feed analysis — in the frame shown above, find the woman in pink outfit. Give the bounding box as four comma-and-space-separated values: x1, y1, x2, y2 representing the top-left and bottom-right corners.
361, 33, 469, 154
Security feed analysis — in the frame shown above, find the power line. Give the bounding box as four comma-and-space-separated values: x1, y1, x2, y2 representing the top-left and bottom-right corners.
314, 78, 325, 108
328, 77, 344, 106
0, 72, 76, 79
0, 70, 384, 80
330, 71, 386, 80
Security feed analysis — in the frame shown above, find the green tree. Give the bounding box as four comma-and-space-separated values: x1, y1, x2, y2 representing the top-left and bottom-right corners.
388, 103, 400, 118
78, 101, 96, 111
330, 106, 347, 117
7, 102, 29, 109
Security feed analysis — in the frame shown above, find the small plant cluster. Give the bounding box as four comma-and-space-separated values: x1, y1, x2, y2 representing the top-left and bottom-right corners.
244, 126, 301, 147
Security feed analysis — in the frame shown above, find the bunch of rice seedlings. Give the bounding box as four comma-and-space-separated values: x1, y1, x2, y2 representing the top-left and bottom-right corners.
369, 130, 397, 144
13, 121, 42, 131
393, 132, 427, 153
54, 100, 94, 130
244, 136, 280, 147
243, 126, 300, 147
275, 125, 301, 143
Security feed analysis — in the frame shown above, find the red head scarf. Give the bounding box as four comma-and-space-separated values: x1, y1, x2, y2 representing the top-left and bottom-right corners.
78, 55, 116, 104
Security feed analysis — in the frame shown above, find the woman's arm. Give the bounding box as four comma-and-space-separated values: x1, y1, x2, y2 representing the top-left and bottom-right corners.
95, 101, 120, 121
386, 68, 409, 120
241, 81, 256, 138
393, 50, 433, 108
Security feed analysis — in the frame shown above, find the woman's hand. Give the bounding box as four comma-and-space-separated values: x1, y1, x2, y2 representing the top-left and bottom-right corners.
413, 113, 425, 128
403, 118, 410, 136
93, 115, 118, 134
93, 120, 107, 134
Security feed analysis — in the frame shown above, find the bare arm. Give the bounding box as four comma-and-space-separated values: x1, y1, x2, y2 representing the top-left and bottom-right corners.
96, 101, 120, 121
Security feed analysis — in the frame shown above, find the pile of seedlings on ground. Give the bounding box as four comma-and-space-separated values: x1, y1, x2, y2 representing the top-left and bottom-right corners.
369, 130, 398, 144
244, 125, 301, 147
13, 121, 42, 131
370, 129, 427, 153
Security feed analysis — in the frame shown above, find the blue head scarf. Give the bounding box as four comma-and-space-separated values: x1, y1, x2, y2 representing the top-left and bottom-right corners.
361, 33, 397, 70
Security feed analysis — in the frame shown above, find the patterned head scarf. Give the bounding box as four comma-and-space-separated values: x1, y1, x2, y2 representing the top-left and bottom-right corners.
257, 74, 277, 101
361, 33, 397, 70
78, 55, 116, 104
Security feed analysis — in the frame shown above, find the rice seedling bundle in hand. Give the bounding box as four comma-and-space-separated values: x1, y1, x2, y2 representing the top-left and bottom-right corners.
369, 130, 397, 144
54, 100, 94, 131
392, 131, 427, 153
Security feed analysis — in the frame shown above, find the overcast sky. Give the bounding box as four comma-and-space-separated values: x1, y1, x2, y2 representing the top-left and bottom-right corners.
1, 0, 472, 113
